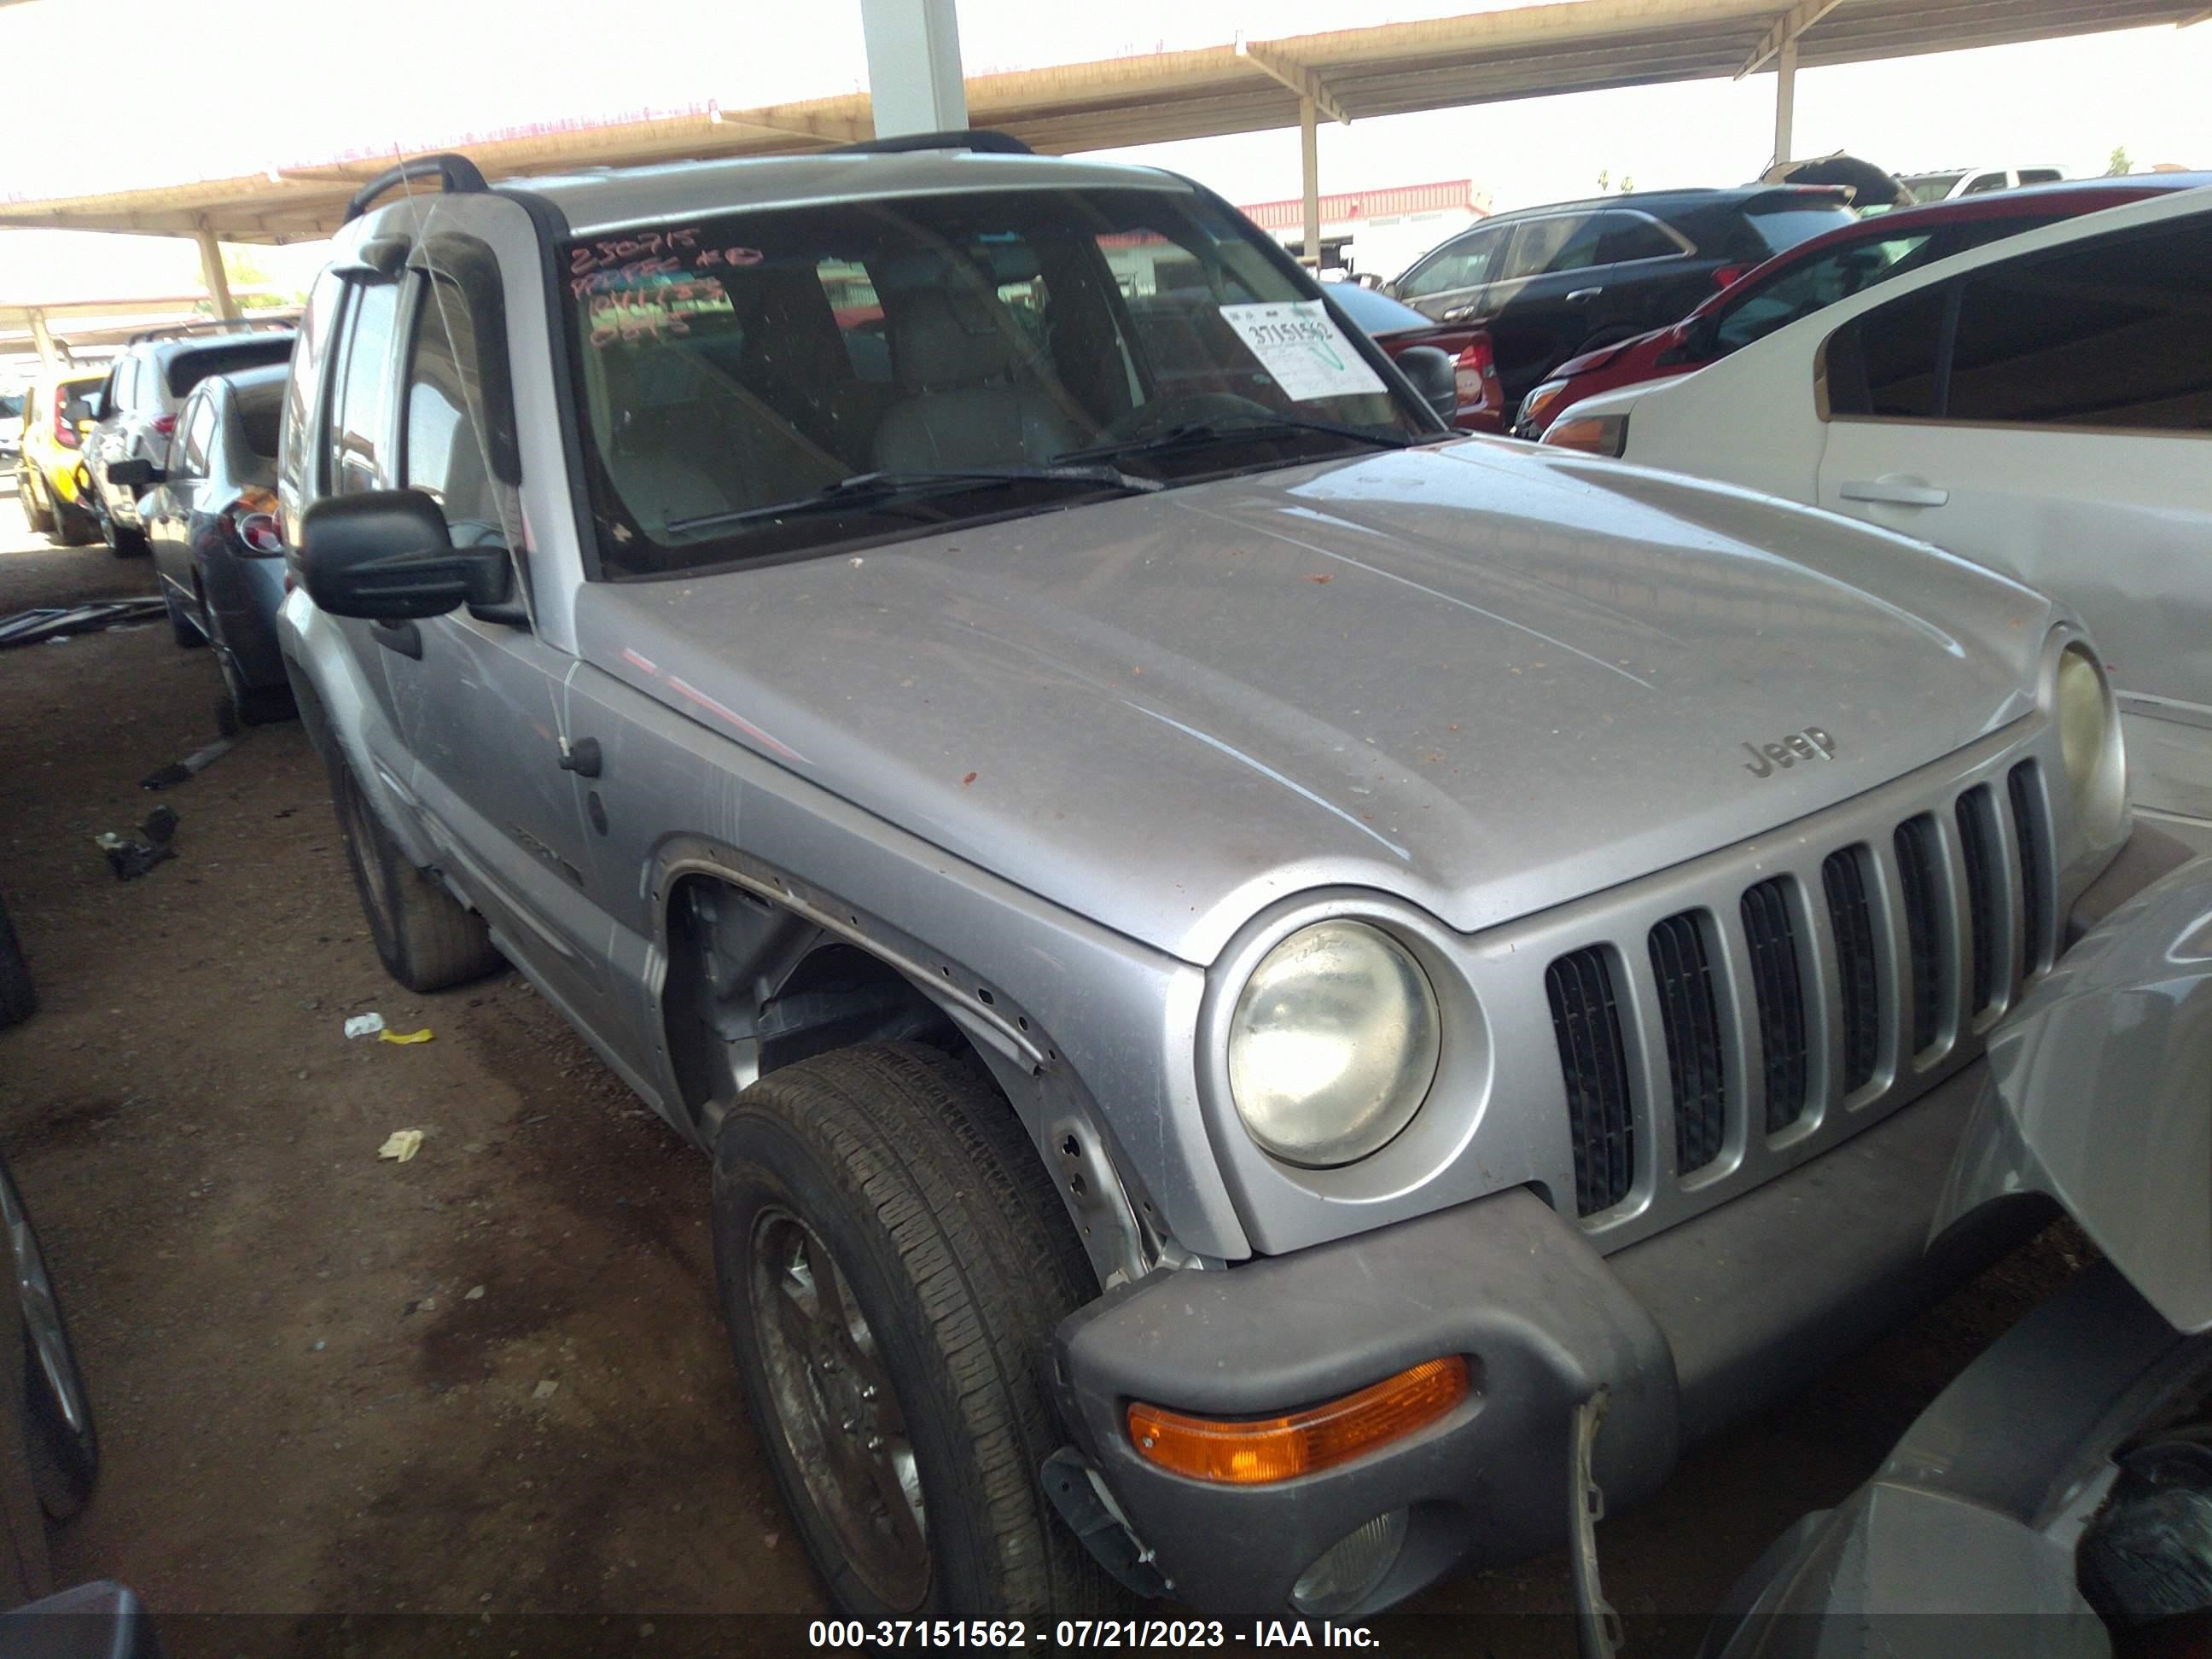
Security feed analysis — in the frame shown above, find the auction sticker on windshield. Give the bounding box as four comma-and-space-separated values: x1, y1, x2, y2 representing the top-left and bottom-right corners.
1218, 300, 1385, 402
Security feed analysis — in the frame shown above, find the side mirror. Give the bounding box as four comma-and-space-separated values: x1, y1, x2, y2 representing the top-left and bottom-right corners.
76, 419, 95, 439
1394, 346, 1459, 424
299, 489, 514, 622
1378, 280, 1402, 300
106, 457, 161, 491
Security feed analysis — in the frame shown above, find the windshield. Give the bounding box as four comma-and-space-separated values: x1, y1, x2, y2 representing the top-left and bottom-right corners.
563, 186, 1428, 578
1713, 232, 1935, 354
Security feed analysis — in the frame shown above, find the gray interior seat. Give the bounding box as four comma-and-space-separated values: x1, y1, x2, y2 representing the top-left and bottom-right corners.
872, 288, 1082, 471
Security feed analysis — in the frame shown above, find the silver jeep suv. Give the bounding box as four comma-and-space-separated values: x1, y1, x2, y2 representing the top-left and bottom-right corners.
276, 139, 2187, 1621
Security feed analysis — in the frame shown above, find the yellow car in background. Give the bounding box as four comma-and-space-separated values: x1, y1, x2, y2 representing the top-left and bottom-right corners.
13, 368, 105, 545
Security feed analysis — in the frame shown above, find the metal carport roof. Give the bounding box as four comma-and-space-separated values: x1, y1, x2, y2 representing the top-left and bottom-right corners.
2, 0, 2203, 244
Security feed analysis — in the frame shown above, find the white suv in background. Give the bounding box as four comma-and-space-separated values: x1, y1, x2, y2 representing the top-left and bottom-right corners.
83, 322, 294, 554
1541, 187, 2212, 840
1899, 165, 2067, 203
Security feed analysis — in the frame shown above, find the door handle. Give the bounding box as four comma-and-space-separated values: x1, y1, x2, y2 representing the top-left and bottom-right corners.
1839, 477, 1949, 508
1565, 287, 1604, 304
1441, 305, 1476, 323
558, 736, 602, 778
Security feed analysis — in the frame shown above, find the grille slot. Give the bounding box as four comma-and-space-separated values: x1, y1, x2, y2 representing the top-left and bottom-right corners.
1545, 948, 1635, 1216
2010, 760, 2052, 974
1955, 788, 2002, 1013
1893, 816, 1946, 1054
1740, 878, 1809, 1133
1648, 911, 1726, 1174
1823, 847, 1881, 1092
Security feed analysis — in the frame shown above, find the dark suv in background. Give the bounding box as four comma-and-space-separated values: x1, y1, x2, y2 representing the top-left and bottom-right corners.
1386, 183, 1857, 406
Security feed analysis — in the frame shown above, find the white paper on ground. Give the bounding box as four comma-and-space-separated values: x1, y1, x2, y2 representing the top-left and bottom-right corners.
1217, 300, 1386, 403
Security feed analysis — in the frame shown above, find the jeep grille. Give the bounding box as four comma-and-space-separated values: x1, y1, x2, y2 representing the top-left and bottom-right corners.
1543, 742, 2057, 1221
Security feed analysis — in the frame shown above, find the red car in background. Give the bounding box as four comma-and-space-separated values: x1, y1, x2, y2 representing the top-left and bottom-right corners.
1324, 279, 1509, 434
1512, 173, 2212, 439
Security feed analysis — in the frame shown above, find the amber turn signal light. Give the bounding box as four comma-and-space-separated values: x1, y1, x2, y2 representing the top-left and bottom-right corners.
1126, 1355, 1470, 1486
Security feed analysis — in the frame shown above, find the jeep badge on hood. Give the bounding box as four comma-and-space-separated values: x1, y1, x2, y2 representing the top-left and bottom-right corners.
1741, 727, 1838, 777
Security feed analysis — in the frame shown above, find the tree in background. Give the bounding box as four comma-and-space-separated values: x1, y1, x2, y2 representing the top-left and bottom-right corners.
189, 246, 307, 314
2107, 145, 2132, 176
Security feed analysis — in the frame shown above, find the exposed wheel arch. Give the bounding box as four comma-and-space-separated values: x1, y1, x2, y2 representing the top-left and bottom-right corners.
656, 865, 1166, 1290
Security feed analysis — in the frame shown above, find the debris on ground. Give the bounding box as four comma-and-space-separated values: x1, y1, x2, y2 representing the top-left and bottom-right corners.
94, 806, 179, 881
344, 1013, 387, 1039
464, 1285, 486, 1301
0, 598, 166, 649
141, 730, 243, 791
532, 1380, 560, 1401
376, 1028, 434, 1045
376, 1129, 424, 1163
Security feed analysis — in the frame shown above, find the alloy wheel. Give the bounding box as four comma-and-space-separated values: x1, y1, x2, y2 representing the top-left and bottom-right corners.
748, 1206, 929, 1610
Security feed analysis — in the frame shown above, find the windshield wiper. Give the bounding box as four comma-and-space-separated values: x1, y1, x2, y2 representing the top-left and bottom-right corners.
666, 463, 1162, 538
1055, 413, 1421, 469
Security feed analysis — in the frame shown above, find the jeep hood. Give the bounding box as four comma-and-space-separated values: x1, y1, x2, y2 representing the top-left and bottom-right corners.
1934, 855, 2212, 1334
577, 441, 2055, 963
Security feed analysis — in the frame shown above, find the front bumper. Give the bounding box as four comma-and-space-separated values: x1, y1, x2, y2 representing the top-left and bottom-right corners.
1052, 826, 2194, 1617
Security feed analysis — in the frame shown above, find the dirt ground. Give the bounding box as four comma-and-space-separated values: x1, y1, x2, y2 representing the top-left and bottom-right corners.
0, 484, 2081, 1654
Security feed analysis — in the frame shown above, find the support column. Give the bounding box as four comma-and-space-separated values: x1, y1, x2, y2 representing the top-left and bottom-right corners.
860, 0, 968, 139
1300, 96, 1321, 270
195, 226, 241, 321
27, 309, 58, 371
1773, 37, 1798, 166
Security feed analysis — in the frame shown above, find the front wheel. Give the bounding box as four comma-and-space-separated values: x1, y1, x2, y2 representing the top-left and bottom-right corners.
713, 1044, 1121, 1618
328, 748, 503, 992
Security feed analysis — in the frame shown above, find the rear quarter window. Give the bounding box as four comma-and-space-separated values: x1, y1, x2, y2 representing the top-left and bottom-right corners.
167, 336, 294, 400
1746, 203, 1860, 256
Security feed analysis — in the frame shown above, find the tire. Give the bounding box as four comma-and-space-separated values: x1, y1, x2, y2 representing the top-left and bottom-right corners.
713, 1043, 1121, 1619
164, 587, 204, 649
0, 1165, 97, 1522
18, 473, 53, 537
97, 500, 146, 559
53, 498, 96, 549
328, 747, 503, 992
0, 889, 32, 1030
206, 603, 292, 725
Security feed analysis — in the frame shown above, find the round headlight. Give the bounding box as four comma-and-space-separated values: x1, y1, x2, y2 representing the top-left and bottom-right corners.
1226, 920, 1441, 1167
2056, 642, 2121, 798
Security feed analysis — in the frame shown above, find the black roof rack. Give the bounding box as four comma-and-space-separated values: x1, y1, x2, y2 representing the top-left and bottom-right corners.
124, 312, 300, 347
830, 129, 1033, 157
343, 153, 491, 224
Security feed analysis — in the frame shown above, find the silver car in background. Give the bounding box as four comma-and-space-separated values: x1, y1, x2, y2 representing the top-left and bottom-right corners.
82, 321, 293, 556
276, 140, 2189, 1621
106, 363, 295, 725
